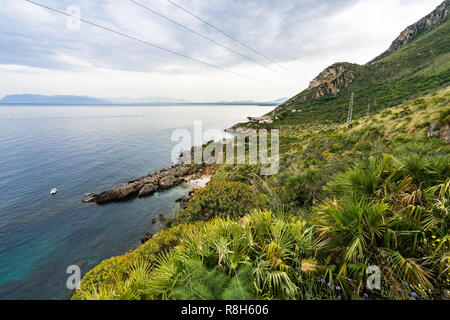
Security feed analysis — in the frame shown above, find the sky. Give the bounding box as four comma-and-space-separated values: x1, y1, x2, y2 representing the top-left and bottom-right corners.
0, 0, 444, 102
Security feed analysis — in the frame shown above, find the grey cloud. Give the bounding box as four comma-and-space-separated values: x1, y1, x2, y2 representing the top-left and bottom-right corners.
0, 0, 442, 74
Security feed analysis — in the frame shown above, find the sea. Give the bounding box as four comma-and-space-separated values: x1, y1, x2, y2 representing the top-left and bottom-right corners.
0, 104, 274, 299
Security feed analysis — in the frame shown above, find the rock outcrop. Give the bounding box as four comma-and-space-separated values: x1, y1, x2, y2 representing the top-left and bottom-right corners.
428, 122, 442, 138
440, 123, 450, 143
83, 164, 202, 204
427, 121, 450, 144
272, 62, 358, 114
140, 233, 152, 244
307, 63, 357, 98
138, 182, 159, 198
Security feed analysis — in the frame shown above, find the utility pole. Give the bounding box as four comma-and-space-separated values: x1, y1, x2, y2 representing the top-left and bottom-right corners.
347, 92, 354, 124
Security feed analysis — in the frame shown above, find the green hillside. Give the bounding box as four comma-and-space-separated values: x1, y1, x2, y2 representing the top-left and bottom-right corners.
73, 3, 450, 300
269, 11, 449, 125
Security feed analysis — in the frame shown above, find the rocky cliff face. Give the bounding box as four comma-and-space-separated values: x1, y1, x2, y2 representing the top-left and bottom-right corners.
372, 0, 449, 62
272, 62, 358, 114
307, 63, 357, 98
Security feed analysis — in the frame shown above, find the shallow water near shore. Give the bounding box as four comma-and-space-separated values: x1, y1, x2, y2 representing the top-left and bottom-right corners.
0, 104, 274, 299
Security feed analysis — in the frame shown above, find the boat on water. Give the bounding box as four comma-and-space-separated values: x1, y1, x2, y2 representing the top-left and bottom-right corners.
50, 188, 58, 195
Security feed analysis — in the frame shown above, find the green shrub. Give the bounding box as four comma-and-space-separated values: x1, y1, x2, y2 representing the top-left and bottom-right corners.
284, 168, 323, 206
352, 140, 372, 152
213, 164, 260, 183
393, 141, 450, 187
325, 155, 392, 199
75, 203, 449, 300
439, 108, 450, 124
313, 197, 389, 263
170, 261, 255, 300
72, 223, 203, 300
177, 182, 265, 223
381, 110, 393, 117
171, 260, 231, 300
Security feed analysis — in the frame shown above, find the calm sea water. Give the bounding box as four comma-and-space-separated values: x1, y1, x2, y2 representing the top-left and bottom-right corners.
0, 105, 274, 300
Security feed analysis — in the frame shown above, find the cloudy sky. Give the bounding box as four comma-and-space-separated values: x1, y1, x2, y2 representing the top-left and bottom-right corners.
0, 0, 444, 101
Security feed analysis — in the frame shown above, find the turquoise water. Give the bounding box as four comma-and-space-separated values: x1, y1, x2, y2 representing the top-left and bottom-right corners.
0, 105, 274, 299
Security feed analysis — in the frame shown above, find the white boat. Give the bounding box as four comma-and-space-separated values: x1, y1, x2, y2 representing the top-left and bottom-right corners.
50, 188, 58, 195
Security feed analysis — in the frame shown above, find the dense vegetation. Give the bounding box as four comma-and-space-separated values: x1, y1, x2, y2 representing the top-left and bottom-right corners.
172, 181, 265, 224
73, 11, 449, 300
73, 85, 450, 301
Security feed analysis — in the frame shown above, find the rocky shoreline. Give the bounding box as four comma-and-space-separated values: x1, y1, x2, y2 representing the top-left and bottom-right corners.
82, 164, 203, 204
81, 137, 222, 206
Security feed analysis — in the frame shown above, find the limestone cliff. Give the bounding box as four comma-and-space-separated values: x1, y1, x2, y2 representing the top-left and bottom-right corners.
307, 62, 357, 98
272, 62, 358, 114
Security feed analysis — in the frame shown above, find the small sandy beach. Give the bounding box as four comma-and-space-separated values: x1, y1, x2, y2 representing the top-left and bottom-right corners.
185, 175, 212, 189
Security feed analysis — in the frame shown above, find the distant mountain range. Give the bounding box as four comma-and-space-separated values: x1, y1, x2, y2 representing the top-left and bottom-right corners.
105, 96, 191, 104
0, 94, 287, 106
0, 94, 107, 105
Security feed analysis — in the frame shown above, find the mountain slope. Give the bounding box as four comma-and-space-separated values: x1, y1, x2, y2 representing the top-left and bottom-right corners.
271, 1, 450, 125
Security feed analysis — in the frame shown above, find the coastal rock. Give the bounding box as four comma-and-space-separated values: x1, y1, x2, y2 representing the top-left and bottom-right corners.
160, 176, 184, 189
140, 175, 160, 184
176, 190, 195, 206
83, 164, 202, 204
138, 183, 159, 197
151, 214, 167, 225
95, 181, 144, 204
82, 193, 97, 203
140, 232, 152, 244
177, 164, 200, 176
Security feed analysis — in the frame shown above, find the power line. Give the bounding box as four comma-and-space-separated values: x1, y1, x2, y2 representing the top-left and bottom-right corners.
128, 0, 299, 82
23, 0, 293, 92
166, 0, 309, 82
